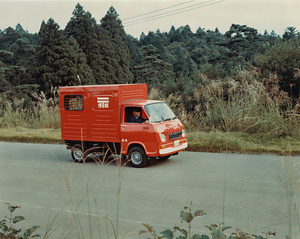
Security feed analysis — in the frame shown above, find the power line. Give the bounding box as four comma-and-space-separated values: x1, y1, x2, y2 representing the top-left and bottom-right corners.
122, 0, 197, 21
123, 0, 225, 27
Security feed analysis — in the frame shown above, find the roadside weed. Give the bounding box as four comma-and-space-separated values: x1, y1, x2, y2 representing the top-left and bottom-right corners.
276, 153, 300, 238
0, 203, 40, 239
53, 144, 128, 239
139, 202, 276, 239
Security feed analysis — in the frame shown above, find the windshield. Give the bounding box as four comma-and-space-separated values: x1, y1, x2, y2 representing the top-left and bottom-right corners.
144, 102, 177, 123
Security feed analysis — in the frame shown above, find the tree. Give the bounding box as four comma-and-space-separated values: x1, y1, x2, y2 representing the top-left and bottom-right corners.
171, 44, 195, 78
135, 44, 173, 89
65, 4, 103, 83
283, 26, 299, 40
0, 50, 14, 93
67, 36, 95, 85
0, 25, 38, 88
100, 6, 134, 84
220, 24, 259, 70
168, 25, 193, 43
126, 34, 143, 70
254, 39, 300, 98
36, 18, 94, 93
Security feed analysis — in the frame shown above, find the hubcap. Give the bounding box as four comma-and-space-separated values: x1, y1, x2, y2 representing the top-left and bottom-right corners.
131, 152, 142, 165
74, 148, 83, 161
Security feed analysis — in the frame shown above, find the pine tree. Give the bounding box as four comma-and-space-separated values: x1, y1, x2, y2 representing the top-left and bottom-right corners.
0, 50, 14, 93
100, 6, 134, 84
173, 45, 189, 77
0, 26, 37, 88
67, 36, 95, 85
65, 3, 112, 84
135, 44, 173, 89
223, 24, 259, 70
283, 27, 299, 40
36, 18, 94, 94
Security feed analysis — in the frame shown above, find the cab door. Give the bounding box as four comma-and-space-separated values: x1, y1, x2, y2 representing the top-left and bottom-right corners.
120, 106, 158, 156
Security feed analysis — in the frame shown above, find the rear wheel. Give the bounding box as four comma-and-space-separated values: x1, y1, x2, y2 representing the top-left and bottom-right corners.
71, 144, 85, 163
128, 146, 147, 168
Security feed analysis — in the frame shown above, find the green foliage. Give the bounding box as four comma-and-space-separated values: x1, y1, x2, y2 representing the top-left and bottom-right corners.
65, 3, 107, 84
283, 26, 299, 40
65, 4, 133, 84
100, 6, 134, 84
36, 18, 95, 94
135, 44, 174, 88
254, 39, 300, 97
0, 26, 38, 89
140, 202, 275, 239
0, 203, 40, 239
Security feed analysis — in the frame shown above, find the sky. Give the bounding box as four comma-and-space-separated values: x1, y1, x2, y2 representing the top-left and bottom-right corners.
0, 0, 299, 38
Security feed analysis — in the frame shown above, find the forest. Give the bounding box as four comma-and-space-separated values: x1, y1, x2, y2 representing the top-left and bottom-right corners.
0, 3, 300, 137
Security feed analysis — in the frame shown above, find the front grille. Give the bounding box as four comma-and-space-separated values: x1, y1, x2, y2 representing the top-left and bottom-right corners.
169, 131, 182, 140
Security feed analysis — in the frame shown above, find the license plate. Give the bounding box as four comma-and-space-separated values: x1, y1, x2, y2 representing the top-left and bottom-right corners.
174, 140, 180, 147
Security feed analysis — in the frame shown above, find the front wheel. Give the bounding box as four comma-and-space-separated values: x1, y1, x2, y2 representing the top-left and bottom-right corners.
128, 146, 147, 168
71, 144, 85, 163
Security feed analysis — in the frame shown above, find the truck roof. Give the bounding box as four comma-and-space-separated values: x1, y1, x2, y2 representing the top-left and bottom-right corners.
122, 99, 162, 107
59, 84, 147, 93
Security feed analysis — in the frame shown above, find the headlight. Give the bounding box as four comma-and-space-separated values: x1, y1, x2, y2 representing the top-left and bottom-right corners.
160, 133, 166, 143
182, 129, 185, 137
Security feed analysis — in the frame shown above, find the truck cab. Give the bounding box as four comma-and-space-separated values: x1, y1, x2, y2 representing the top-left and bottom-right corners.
59, 84, 187, 167
121, 100, 187, 167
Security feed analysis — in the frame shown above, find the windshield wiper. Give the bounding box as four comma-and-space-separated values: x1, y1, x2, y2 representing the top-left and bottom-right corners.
162, 118, 172, 122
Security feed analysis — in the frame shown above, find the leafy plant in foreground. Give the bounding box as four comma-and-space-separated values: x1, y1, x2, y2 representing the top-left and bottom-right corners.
0, 203, 40, 239
139, 202, 276, 239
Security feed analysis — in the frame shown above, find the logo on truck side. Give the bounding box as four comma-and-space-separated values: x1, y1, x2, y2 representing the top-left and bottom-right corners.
97, 97, 109, 108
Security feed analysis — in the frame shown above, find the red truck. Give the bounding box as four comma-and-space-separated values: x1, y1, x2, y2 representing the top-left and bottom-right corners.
59, 84, 187, 167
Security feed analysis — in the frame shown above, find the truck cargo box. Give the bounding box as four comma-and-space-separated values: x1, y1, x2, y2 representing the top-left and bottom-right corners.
59, 84, 148, 143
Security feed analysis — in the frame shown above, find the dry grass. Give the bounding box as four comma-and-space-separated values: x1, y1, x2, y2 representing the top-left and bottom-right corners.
0, 89, 60, 129
186, 131, 300, 155
151, 69, 300, 138
0, 127, 62, 144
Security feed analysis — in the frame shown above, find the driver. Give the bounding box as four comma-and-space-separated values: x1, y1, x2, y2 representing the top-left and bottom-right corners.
128, 107, 149, 124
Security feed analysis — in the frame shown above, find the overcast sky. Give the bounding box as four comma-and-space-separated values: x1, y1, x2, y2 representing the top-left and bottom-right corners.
0, 0, 299, 38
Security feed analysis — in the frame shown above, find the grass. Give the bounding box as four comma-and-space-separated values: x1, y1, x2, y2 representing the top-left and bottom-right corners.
0, 127, 62, 144
0, 127, 299, 156
186, 131, 300, 155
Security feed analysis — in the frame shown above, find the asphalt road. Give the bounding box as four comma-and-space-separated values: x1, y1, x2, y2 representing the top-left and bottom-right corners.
0, 141, 299, 239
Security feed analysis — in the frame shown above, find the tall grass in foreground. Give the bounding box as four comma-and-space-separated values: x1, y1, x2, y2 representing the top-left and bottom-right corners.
52, 146, 128, 239
0, 88, 60, 129
277, 153, 300, 239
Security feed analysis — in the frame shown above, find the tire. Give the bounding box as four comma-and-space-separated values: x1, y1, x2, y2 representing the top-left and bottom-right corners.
128, 146, 147, 168
71, 144, 85, 163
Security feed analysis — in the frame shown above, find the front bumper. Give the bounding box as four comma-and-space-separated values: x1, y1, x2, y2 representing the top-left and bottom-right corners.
159, 142, 188, 155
